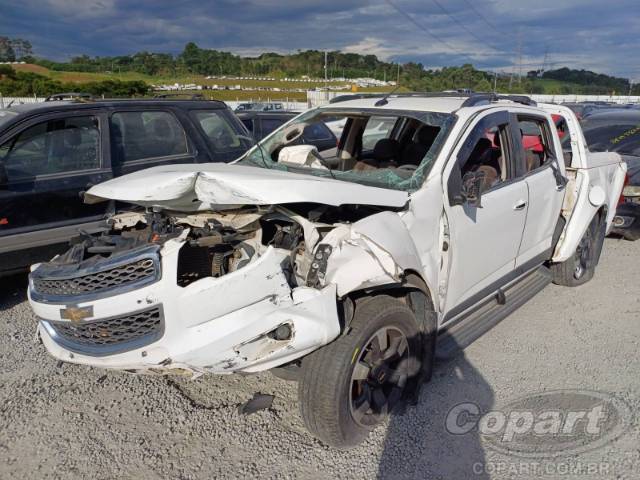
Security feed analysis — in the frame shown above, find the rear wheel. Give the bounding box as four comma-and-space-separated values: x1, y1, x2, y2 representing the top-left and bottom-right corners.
551, 213, 604, 286
298, 295, 425, 448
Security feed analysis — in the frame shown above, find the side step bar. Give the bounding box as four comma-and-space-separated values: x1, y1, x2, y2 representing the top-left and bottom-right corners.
436, 266, 552, 360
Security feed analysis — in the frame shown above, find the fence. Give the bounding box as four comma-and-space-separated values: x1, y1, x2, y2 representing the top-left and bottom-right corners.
0, 95, 46, 108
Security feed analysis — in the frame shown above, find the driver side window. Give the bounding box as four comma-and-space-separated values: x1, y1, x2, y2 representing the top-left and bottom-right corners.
460, 123, 510, 193
0, 115, 100, 182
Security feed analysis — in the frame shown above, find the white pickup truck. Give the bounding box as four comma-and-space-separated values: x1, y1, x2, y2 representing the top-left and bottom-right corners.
27, 93, 626, 448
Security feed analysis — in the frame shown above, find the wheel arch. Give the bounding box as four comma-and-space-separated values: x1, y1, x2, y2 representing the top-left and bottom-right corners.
338, 269, 438, 338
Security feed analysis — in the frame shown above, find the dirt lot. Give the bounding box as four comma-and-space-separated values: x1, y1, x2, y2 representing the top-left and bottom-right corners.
0, 238, 638, 480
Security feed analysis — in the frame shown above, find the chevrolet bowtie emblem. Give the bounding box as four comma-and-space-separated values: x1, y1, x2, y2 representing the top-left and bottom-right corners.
60, 306, 94, 324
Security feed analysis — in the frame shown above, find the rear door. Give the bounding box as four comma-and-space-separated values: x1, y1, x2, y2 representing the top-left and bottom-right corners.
109, 108, 198, 176
512, 113, 566, 266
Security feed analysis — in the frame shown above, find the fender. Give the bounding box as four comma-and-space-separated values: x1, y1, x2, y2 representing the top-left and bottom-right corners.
320, 211, 424, 297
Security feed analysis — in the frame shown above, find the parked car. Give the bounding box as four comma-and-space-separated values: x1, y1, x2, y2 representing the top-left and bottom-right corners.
236, 111, 337, 150
578, 109, 640, 239
28, 93, 625, 448
0, 98, 250, 275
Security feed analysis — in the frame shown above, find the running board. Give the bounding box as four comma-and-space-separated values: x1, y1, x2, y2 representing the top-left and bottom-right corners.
436, 266, 552, 360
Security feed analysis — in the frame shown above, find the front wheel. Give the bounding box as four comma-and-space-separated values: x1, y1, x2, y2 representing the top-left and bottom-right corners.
551, 213, 605, 286
298, 295, 425, 448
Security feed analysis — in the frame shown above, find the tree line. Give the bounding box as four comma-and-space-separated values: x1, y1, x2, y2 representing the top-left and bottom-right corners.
1, 38, 637, 96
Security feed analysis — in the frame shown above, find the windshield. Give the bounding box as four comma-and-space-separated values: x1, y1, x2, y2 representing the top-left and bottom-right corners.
0, 110, 17, 129
236, 107, 455, 192
581, 116, 640, 156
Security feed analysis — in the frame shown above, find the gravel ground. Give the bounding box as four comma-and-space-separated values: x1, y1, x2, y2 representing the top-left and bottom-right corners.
0, 238, 638, 480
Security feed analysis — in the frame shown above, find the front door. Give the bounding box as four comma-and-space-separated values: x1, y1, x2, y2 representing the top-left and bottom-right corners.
443, 110, 529, 319
0, 111, 112, 270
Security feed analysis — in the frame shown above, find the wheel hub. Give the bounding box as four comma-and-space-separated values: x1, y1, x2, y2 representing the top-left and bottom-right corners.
349, 326, 410, 428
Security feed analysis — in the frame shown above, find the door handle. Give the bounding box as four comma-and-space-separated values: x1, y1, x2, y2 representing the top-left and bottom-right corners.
513, 200, 527, 211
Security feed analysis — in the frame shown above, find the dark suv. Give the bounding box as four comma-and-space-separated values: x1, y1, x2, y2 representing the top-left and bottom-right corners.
236, 111, 337, 151
0, 98, 249, 275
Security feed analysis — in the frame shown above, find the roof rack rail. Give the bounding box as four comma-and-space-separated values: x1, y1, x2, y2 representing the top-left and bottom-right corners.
153, 93, 206, 100
460, 93, 536, 107
45, 92, 94, 102
329, 91, 536, 107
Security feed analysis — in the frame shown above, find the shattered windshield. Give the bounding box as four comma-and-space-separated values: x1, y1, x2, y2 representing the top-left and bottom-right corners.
236, 107, 455, 192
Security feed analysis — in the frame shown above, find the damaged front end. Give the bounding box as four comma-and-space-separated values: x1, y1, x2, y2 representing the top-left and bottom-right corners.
29, 200, 417, 376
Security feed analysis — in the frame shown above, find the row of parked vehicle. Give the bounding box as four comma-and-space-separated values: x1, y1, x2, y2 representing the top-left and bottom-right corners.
563, 102, 640, 240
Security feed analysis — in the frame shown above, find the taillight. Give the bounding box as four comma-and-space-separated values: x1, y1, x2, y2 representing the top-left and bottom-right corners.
619, 173, 629, 205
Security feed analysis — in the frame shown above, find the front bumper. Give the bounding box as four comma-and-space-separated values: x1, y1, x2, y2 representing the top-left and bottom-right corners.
611, 201, 640, 240
29, 239, 341, 374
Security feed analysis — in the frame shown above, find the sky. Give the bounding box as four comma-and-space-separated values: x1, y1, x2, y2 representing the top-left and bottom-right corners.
1, 0, 639, 79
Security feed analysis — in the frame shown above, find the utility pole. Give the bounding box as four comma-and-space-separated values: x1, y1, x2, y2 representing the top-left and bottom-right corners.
541, 47, 549, 76
517, 30, 523, 87
324, 51, 328, 86
396, 63, 400, 85
493, 71, 498, 93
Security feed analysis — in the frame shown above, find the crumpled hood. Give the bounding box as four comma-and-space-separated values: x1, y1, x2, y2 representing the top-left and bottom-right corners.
84, 163, 409, 211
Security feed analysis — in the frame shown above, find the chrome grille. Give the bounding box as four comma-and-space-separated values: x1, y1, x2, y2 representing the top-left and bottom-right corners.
33, 258, 156, 296
45, 306, 163, 354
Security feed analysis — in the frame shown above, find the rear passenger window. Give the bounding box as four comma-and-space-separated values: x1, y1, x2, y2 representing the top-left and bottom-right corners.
261, 118, 286, 136
192, 110, 243, 152
110, 111, 189, 164
0, 116, 100, 181
303, 122, 333, 142
517, 117, 551, 173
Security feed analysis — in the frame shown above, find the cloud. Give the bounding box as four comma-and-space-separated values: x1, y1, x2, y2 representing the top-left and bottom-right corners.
0, 0, 637, 79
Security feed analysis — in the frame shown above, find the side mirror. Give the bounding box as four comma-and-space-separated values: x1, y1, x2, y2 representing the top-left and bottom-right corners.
461, 170, 486, 208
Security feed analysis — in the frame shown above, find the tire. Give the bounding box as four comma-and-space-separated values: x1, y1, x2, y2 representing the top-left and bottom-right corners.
298, 295, 425, 448
551, 213, 604, 287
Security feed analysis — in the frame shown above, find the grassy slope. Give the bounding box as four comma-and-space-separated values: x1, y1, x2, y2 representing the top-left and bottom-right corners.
13, 64, 393, 100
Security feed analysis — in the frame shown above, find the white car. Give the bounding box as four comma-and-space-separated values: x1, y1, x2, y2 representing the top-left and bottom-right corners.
28, 93, 626, 448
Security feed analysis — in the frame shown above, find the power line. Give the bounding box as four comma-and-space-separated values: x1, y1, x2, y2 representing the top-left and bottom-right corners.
429, 0, 517, 57
460, 0, 501, 34
384, 0, 478, 64
385, 0, 557, 71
